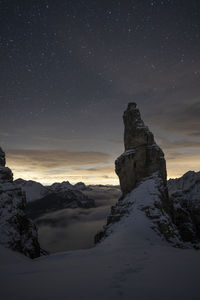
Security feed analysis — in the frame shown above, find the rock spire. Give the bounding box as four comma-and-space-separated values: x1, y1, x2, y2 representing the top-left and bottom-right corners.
116, 102, 167, 196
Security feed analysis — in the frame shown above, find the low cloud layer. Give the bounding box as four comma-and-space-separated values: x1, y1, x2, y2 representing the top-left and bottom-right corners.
36, 187, 121, 253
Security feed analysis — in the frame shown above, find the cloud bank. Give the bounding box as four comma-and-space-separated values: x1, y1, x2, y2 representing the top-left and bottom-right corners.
6, 149, 117, 184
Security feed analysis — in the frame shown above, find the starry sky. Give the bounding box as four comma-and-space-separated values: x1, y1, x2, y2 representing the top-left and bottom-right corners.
0, 0, 200, 184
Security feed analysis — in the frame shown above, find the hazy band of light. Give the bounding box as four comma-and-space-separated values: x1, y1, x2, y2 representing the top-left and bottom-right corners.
6, 149, 200, 185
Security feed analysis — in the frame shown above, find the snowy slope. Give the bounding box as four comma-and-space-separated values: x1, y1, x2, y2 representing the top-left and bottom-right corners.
1, 174, 200, 300
96, 173, 181, 246
1, 242, 200, 300
170, 180, 200, 208
168, 171, 200, 196
168, 171, 200, 210
0, 245, 29, 266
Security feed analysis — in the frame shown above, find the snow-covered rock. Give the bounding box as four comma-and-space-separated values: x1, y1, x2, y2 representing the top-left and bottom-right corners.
96, 173, 183, 246
15, 178, 49, 202
168, 171, 200, 196
96, 103, 200, 248
168, 171, 200, 243
0, 150, 42, 258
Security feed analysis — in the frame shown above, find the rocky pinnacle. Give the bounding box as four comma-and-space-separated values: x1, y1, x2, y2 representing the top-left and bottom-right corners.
95, 103, 200, 247
115, 103, 167, 196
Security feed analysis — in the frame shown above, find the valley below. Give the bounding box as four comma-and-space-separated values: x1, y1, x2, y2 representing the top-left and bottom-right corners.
29, 185, 121, 252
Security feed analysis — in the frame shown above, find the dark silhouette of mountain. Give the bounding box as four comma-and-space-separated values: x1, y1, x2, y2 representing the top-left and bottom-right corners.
0, 147, 43, 258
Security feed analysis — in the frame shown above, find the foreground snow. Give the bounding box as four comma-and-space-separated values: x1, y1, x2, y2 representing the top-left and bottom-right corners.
1, 242, 199, 300
1, 176, 200, 300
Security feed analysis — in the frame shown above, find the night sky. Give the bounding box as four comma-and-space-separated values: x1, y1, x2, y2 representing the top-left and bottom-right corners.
0, 0, 200, 184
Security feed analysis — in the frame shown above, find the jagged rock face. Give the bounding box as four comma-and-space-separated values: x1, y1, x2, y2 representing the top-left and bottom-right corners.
168, 171, 200, 243
95, 103, 200, 248
0, 147, 5, 166
95, 103, 176, 245
0, 149, 42, 258
116, 103, 167, 196
123, 103, 154, 149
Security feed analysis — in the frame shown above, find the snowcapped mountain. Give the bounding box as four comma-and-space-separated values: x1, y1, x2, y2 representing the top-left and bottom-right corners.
27, 181, 95, 220
49, 181, 87, 192
168, 170, 200, 211
13, 179, 95, 220
168, 171, 200, 244
49, 180, 75, 192
14, 179, 88, 204
15, 178, 49, 202
168, 171, 200, 196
